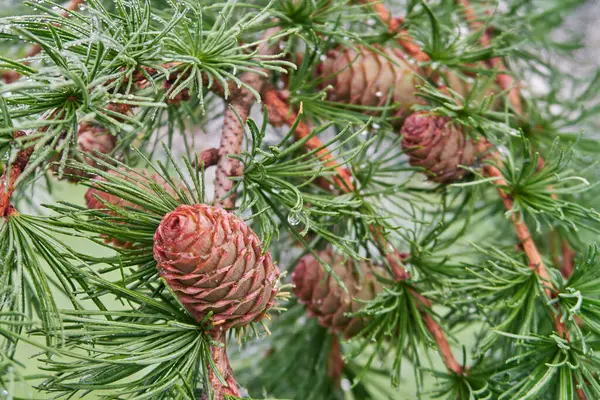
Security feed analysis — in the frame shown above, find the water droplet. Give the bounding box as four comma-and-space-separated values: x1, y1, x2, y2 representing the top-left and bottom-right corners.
375, 91, 383, 98
366, 18, 376, 26
341, 379, 351, 391
497, 145, 509, 156
319, 54, 327, 62
287, 211, 304, 226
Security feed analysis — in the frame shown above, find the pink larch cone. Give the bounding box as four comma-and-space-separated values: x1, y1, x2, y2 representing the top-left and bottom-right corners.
292, 249, 383, 339
153, 204, 280, 329
400, 112, 477, 183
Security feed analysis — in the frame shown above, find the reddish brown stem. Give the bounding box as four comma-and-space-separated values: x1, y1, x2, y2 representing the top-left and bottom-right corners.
561, 239, 575, 279
410, 290, 463, 374
460, 0, 573, 339
203, 329, 240, 400
262, 88, 354, 192
213, 28, 281, 209
422, 313, 463, 374
359, 1, 429, 62
197, 148, 220, 169
480, 148, 568, 337
456, 0, 522, 113
0, 131, 33, 218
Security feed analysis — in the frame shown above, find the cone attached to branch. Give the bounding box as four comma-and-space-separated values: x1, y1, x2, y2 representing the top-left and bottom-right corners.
292, 249, 384, 339
317, 45, 421, 122
400, 112, 477, 183
154, 204, 280, 329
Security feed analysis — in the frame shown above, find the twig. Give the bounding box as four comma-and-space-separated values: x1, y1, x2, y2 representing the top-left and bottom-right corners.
203, 329, 240, 400
479, 147, 568, 337
456, 0, 522, 113
459, 0, 574, 340
561, 239, 575, 279
0, 131, 33, 217
410, 289, 463, 374
213, 28, 281, 209
294, 125, 461, 373
359, 1, 429, 62
262, 88, 354, 191
196, 148, 220, 169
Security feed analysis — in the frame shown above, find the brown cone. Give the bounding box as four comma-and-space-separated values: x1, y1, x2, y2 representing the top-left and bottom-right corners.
153, 204, 280, 329
292, 250, 383, 339
317, 46, 421, 123
400, 112, 477, 183
85, 168, 181, 247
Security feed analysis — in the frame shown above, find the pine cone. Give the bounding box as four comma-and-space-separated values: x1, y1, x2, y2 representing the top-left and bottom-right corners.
317, 46, 421, 122
85, 168, 180, 247
292, 250, 383, 339
400, 112, 477, 183
153, 204, 280, 329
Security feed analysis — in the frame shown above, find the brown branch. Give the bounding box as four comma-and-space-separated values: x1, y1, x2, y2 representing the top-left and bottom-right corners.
213, 28, 281, 209
479, 146, 568, 337
359, 1, 429, 62
0, 131, 33, 218
422, 312, 463, 374
196, 148, 220, 169
410, 290, 463, 374
460, 0, 574, 342
202, 329, 240, 400
561, 239, 575, 279
456, 0, 522, 113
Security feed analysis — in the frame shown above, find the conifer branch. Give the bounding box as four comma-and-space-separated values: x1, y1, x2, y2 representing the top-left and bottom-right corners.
479, 147, 569, 338
262, 87, 354, 191
562, 239, 576, 278
0, 131, 32, 217
197, 148, 220, 169
412, 290, 464, 374
459, 0, 579, 295
214, 29, 281, 208
456, 0, 522, 113
321, 139, 462, 375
